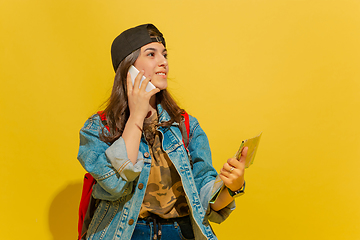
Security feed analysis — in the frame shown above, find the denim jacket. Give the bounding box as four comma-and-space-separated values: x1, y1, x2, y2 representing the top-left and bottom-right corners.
77, 105, 235, 240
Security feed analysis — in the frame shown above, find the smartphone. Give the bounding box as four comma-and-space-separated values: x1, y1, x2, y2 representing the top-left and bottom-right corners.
128, 65, 156, 92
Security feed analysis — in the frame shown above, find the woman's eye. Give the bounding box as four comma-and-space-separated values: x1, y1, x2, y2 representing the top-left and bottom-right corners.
163, 53, 168, 59
147, 52, 155, 57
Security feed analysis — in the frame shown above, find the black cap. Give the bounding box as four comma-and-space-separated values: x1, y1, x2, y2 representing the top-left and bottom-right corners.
111, 24, 166, 72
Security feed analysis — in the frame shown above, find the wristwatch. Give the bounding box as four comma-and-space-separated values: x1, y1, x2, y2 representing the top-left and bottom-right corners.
227, 181, 245, 198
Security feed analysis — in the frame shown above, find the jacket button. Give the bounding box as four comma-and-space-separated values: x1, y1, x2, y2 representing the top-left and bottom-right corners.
144, 152, 150, 158
128, 219, 134, 225
138, 183, 144, 190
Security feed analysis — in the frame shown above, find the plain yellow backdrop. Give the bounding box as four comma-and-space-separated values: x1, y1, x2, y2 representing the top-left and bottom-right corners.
1, 0, 359, 239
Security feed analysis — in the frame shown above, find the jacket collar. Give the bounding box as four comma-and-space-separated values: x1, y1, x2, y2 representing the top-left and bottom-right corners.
157, 104, 179, 126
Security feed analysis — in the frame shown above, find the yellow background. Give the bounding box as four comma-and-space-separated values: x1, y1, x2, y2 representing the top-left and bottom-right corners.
1, 0, 359, 239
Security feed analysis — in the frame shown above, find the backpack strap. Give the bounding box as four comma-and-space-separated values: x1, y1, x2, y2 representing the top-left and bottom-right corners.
181, 111, 190, 148
78, 110, 106, 239
97, 111, 110, 132
180, 111, 193, 169
78, 173, 96, 239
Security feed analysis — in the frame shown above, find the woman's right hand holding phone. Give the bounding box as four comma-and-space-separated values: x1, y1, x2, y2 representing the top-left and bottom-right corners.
126, 70, 159, 120
122, 70, 159, 164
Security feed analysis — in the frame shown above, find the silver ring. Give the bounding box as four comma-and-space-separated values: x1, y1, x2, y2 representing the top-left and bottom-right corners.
229, 167, 234, 173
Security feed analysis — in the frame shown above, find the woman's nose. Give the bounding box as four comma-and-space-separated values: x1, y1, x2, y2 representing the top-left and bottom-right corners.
158, 55, 168, 68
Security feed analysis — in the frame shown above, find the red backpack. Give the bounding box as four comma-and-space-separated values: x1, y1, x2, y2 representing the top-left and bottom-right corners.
78, 111, 191, 239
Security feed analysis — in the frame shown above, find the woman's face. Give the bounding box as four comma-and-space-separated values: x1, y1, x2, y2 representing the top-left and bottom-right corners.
134, 42, 168, 90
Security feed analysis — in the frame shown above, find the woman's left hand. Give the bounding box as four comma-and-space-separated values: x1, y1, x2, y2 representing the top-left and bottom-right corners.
219, 147, 248, 191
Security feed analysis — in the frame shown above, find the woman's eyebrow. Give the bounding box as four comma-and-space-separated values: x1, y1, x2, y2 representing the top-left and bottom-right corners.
144, 47, 156, 52
144, 47, 167, 53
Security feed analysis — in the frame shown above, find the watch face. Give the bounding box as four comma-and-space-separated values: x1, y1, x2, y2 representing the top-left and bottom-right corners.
227, 188, 244, 197
234, 190, 245, 195
228, 182, 246, 197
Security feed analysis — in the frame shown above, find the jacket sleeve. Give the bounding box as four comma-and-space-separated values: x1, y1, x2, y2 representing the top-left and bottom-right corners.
187, 115, 236, 224
77, 114, 145, 201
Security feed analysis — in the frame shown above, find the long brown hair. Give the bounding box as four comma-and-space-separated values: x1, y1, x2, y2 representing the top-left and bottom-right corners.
100, 25, 184, 144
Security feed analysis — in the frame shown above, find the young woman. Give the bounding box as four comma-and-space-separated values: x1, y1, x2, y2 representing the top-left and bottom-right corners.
78, 24, 248, 240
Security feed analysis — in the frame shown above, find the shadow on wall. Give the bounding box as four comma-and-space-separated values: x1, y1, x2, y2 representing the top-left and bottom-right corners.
49, 182, 83, 240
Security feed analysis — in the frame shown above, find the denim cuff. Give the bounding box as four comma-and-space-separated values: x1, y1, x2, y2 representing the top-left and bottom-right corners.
200, 179, 236, 224
206, 200, 236, 224
105, 137, 144, 182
